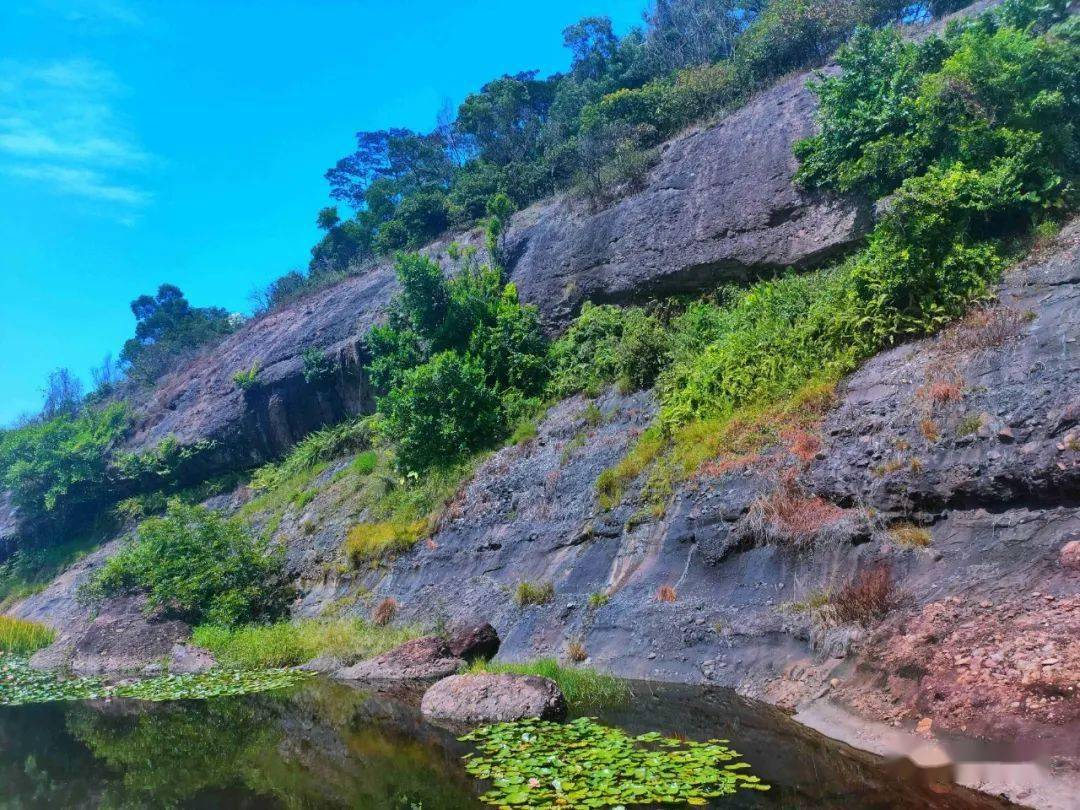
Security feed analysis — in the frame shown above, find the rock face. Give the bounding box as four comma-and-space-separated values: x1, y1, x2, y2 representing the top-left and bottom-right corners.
335, 636, 464, 682
273, 219, 1080, 746
421, 673, 567, 724
505, 69, 868, 330
44, 595, 191, 676
447, 622, 500, 663
113, 60, 864, 479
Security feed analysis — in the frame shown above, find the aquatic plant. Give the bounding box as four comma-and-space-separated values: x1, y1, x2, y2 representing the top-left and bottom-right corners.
0, 655, 309, 706
460, 716, 769, 808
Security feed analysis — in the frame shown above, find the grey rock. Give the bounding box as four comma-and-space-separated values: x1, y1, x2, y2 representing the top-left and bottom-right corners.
420, 673, 567, 724
447, 622, 500, 662
336, 636, 464, 682
67, 596, 191, 676
167, 643, 216, 674
506, 69, 869, 331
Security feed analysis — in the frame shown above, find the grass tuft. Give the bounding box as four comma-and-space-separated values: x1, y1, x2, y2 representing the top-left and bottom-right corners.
345, 520, 428, 566
515, 581, 555, 607
193, 617, 420, 669
0, 616, 55, 654
468, 657, 629, 713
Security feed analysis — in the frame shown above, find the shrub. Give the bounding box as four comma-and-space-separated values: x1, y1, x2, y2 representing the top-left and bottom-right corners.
0, 402, 130, 532
345, 520, 427, 566
0, 616, 55, 654
587, 591, 610, 609
86, 503, 290, 627
301, 347, 338, 385
367, 253, 549, 473
656, 585, 677, 603
548, 303, 669, 398
371, 597, 398, 627
745, 471, 847, 547
515, 580, 555, 607
956, 413, 983, 436
379, 352, 505, 473
232, 364, 260, 391
831, 564, 896, 625
192, 617, 419, 669
566, 640, 588, 662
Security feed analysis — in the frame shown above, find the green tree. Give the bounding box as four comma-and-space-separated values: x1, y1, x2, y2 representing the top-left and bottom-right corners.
120, 284, 234, 384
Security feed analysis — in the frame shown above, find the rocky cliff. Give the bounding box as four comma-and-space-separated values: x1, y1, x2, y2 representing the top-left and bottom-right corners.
124, 65, 867, 475
273, 220, 1075, 748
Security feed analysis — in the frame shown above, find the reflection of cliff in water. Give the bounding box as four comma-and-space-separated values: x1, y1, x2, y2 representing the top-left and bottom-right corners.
0, 678, 1017, 809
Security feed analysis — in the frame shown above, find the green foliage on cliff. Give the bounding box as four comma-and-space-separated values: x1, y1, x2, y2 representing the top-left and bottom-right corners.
548, 303, 669, 398
86, 502, 291, 627
121, 284, 236, 385
367, 252, 548, 472
308, 0, 950, 268
659, 2, 1078, 425
0, 402, 130, 531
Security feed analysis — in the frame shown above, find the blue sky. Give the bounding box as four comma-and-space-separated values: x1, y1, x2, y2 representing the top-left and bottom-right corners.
0, 0, 643, 424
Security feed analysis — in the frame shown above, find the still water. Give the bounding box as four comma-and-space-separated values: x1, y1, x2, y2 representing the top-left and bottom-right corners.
0, 678, 1015, 809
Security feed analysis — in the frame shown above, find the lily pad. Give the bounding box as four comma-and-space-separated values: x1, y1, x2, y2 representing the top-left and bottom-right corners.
460, 716, 769, 809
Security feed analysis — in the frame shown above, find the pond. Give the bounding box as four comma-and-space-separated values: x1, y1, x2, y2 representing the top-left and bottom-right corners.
0, 677, 1013, 809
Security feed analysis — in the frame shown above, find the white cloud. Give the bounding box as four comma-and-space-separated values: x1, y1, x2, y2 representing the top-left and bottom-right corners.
7, 164, 149, 205
37, 0, 143, 30
0, 56, 151, 219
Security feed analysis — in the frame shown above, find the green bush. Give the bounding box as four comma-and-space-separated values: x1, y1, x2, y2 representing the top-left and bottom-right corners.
232, 364, 260, 391
86, 503, 290, 627
0, 402, 130, 531
548, 303, 669, 398
367, 252, 548, 472
380, 352, 504, 473
301, 347, 338, 385
660, 8, 1078, 426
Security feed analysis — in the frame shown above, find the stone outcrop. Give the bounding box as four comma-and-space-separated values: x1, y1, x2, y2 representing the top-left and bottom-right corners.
113, 57, 868, 480
447, 622, 500, 663
32, 595, 192, 676
335, 636, 464, 682
505, 70, 867, 330
421, 673, 567, 724
271, 220, 1080, 748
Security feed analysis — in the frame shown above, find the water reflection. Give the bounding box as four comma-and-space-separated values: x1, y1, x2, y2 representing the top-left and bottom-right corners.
0, 678, 1019, 809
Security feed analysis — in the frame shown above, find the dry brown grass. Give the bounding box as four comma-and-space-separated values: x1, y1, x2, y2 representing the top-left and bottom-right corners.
656, 585, 677, 603
566, 640, 587, 662
919, 418, 941, 442
917, 378, 964, 405
783, 428, 823, 464
371, 597, 398, 627
889, 522, 932, 548
748, 469, 845, 545
832, 564, 895, 625
938, 305, 1029, 355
